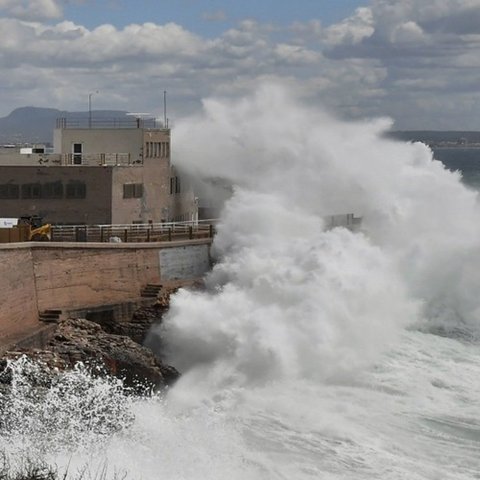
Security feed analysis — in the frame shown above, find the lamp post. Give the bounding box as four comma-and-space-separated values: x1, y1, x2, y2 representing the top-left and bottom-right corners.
88, 90, 98, 128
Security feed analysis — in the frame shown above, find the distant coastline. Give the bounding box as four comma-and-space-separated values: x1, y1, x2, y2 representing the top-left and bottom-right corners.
430, 144, 480, 149
390, 130, 480, 149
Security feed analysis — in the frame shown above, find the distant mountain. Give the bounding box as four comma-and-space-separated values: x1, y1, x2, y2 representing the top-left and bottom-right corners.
0, 106, 129, 144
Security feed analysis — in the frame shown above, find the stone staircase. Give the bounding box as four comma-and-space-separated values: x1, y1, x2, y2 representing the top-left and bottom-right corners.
141, 283, 162, 299
38, 309, 63, 324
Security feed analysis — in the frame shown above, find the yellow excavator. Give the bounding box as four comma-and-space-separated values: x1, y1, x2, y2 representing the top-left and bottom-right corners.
18, 215, 52, 241
0, 215, 51, 242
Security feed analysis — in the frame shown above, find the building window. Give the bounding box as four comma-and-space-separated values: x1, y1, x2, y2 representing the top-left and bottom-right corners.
42, 181, 63, 199
72, 143, 83, 165
66, 181, 86, 199
170, 176, 180, 194
123, 183, 143, 199
145, 141, 169, 158
22, 183, 42, 199
162, 142, 170, 158
0, 184, 20, 199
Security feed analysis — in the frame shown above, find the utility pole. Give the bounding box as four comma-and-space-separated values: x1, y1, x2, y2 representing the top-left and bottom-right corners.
164, 90, 167, 128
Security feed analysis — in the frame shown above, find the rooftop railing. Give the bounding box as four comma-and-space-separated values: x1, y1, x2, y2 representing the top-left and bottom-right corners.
56, 117, 166, 130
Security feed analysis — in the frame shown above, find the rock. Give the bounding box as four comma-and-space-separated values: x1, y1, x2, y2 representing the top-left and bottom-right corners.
2, 318, 179, 392
95, 284, 181, 344
99, 304, 167, 345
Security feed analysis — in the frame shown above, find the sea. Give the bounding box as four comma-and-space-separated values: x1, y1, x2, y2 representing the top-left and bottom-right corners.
1, 87, 480, 479
433, 147, 480, 190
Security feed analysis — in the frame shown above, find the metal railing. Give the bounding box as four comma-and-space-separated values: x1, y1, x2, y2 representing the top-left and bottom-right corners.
61, 153, 138, 166
50, 221, 215, 243
324, 214, 362, 232
19, 153, 141, 166
55, 117, 165, 129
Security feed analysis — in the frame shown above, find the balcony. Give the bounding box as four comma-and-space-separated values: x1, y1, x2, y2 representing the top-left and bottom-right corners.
60, 153, 140, 166
0, 152, 142, 167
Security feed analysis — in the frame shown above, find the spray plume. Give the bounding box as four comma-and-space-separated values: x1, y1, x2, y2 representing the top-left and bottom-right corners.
154, 84, 480, 394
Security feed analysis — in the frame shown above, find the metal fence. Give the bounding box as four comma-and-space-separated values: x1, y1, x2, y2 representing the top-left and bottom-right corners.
324, 214, 362, 232
55, 117, 164, 129
50, 221, 215, 243
10, 152, 141, 167
60, 153, 137, 166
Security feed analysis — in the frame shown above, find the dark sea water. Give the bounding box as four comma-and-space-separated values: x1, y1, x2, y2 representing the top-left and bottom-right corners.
433, 148, 480, 190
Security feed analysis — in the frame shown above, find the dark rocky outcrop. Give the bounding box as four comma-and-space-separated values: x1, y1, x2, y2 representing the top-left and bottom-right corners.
57, 317, 179, 387
0, 284, 185, 392
2, 318, 178, 391
86, 285, 180, 344
93, 304, 169, 345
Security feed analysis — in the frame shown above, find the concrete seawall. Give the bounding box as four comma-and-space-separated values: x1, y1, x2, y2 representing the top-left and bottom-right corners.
0, 239, 211, 349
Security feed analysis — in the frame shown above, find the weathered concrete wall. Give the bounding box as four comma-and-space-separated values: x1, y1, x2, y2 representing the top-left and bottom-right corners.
33, 244, 162, 311
0, 245, 39, 342
32, 240, 212, 311
159, 244, 210, 280
0, 239, 211, 348
111, 167, 144, 224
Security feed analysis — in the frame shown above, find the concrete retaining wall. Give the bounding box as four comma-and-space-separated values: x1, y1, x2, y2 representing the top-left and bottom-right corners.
159, 244, 211, 281
0, 239, 211, 349
0, 246, 39, 342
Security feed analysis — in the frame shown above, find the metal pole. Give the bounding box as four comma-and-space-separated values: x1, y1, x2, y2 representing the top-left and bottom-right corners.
88, 93, 92, 128
164, 90, 167, 128
88, 90, 98, 128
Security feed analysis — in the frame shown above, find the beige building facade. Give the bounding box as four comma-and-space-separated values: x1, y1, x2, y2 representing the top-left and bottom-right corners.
0, 117, 197, 225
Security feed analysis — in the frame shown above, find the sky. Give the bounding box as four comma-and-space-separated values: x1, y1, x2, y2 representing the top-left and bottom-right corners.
1, 0, 480, 129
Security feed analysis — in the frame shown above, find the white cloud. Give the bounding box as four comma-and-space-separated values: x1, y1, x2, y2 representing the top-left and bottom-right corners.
324, 0, 480, 62
273, 44, 321, 65
202, 9, 227, 22
324, 7, 374, 46
390, 21, 425, 44
0, 0, 62, 20
0, 19, 203, 66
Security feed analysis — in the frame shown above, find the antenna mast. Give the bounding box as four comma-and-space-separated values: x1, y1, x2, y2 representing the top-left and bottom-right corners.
163, 90, 167, 128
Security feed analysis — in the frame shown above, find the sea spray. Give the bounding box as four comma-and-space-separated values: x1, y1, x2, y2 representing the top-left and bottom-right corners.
162, 84, 480, 374
160, 191, 418, 394
0, 357, 134, 456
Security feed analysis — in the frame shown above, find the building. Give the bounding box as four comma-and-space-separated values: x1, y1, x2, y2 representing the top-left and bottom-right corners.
0, 116, 197, 225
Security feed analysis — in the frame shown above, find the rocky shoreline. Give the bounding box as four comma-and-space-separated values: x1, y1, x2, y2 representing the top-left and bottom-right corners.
0, 285, 183, 392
